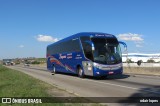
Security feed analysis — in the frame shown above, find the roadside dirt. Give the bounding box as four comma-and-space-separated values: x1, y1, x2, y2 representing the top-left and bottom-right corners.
124, 67, 160, 76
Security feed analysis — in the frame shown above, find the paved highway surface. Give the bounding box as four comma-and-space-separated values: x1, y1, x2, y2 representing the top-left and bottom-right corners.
8, 65, 160, 106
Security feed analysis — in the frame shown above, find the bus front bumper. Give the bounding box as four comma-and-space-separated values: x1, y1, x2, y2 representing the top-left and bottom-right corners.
92, 63, 123, 77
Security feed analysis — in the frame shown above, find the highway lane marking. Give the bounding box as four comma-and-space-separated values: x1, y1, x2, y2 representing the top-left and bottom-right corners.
134, 74, 160, 79
81, 78, 160, 95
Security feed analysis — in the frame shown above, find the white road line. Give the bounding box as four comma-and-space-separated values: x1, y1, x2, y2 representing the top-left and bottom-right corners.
134, 74, 160, 78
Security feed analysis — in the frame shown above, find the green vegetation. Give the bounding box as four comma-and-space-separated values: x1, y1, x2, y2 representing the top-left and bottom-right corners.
0, 65, 61, 106
30, 58, 46, 65
0, 65, 102, 106
35, 58, 46, 62
31, 61, 40, 64
126, 58, 134, 63
0, 66, 47, 97
34, 58, 46, 64
147, 59, 155, 63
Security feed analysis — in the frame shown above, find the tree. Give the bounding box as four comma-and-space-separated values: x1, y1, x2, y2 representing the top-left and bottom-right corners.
126, 58, 133, 63
31, 61, 40, 64
147, 59, 155, 63
137, 60, 142, 66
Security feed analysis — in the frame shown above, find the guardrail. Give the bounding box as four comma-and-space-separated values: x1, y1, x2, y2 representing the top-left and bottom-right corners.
123, 63, 160, 67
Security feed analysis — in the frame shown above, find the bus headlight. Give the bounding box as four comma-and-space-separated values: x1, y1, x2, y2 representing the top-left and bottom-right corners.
95, 65, 100, 69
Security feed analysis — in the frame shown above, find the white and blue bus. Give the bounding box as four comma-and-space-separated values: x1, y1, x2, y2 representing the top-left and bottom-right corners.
47, 32, 127, 78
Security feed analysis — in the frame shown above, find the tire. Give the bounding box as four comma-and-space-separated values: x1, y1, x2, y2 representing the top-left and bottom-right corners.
77, 67, 84, 78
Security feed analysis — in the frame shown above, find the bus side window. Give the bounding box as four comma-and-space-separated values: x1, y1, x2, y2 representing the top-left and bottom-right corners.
83, 43, 94, 61
80, 36, 93, 61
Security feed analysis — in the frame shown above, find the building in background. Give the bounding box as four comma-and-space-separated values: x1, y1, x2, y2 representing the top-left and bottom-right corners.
122, 53, 160, 63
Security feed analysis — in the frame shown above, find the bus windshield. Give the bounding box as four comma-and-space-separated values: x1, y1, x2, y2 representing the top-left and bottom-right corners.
92, 38, 122, 65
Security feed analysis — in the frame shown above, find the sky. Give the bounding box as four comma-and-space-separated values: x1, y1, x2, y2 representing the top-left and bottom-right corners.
0, 0, 160, 59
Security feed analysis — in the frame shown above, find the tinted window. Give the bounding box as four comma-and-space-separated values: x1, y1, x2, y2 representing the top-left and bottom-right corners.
80, 36, 94, 61
47, 38, 81, 55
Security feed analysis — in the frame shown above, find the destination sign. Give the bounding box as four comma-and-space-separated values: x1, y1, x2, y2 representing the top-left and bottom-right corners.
95, 34, 113, 37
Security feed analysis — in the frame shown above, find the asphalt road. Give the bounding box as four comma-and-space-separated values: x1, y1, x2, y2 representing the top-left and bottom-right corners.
8, 65, 160, 105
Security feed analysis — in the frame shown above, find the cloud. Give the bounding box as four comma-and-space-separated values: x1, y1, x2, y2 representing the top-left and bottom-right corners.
117, 33, 144, 48
136, 44, 143, 48
19, 45, 24, 48
35, 34, 59, 42
117, 33, 143, 41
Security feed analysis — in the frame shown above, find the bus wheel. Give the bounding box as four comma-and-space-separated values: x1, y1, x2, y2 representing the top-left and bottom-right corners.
78, 67, 84, 78
51, 65, 56, 75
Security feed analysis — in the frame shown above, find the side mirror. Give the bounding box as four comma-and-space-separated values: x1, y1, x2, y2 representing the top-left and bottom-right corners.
119, 41, 128, 62
119, 41, 127, 52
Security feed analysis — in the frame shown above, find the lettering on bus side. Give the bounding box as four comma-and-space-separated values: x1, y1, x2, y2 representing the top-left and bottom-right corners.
67, 56, 72, 59
59, 54, 67, 59
67, 53, 72, 55
67, 53, 73, 59
75, 54, 82, 59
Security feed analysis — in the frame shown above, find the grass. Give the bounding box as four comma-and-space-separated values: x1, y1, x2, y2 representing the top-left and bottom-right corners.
0, 65, 102, 106
0, 65, 63, 106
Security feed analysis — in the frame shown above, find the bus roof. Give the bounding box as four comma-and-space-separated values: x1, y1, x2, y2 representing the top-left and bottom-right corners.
47, 32, 116, 47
